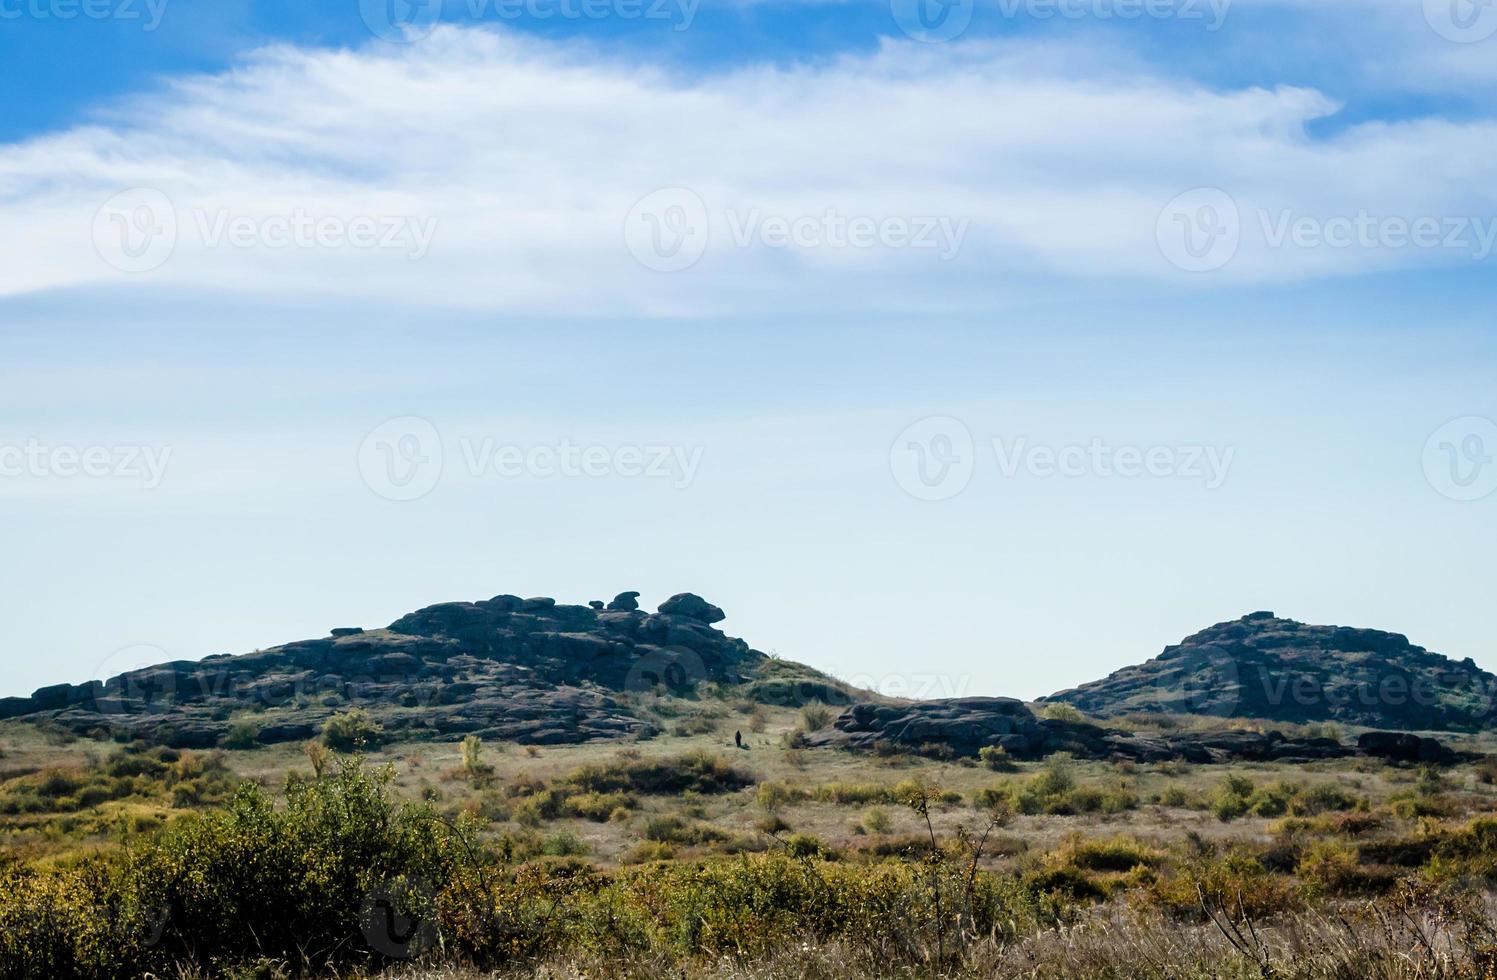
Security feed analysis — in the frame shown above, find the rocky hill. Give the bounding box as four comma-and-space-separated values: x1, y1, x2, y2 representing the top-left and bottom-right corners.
1044, 612, 1496, 732
0, 592, 847, 749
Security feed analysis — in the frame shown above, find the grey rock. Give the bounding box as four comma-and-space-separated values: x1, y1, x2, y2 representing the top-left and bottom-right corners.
658, 593, 726, 624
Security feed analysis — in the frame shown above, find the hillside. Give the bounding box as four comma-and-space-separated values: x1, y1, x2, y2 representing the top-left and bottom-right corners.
0, 591, 848, 748
1045, 611, 1496, 731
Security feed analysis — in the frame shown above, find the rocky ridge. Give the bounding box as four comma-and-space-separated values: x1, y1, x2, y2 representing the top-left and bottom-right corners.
0, 592, 831, 749
1044, 612, 1497, 731
805, 697, 1467, 765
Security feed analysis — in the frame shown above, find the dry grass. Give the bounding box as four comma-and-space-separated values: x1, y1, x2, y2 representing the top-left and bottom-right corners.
263, 891, 1497, 979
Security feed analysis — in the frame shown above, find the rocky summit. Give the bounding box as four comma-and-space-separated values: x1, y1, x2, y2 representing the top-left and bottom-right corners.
0, 592, 839, 749
1043, 612, 1497, 732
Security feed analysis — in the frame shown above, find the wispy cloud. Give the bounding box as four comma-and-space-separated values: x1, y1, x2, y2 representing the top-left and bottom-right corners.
0, 26, 1493, 314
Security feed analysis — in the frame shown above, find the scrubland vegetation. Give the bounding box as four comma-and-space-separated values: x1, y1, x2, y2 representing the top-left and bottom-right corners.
7, 702, 1497, 978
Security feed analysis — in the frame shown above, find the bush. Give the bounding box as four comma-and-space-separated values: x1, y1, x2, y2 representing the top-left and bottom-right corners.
799, 701, 833, 731
783, 833, 829, 860
756, 781, 804, 814
223, 719, 260, 750
541, 831, 590, 857
321, 709, 385, 753
562, 751, 752, 796
1040, 703, 1087, 724
0, 759, 469, 978
1054, 834, 1161, 873
979, 745, 1017, 772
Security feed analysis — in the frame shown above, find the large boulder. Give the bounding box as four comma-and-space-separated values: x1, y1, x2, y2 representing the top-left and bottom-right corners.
658, 593, 726, 624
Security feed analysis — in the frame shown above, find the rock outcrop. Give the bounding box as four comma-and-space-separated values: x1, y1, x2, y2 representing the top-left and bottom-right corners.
0, 592, 808, 749
806, 697, 1467, 765
1044, 613, 1497, 731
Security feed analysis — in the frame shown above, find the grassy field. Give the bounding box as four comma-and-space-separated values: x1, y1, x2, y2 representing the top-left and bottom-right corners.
6, 697, 1497, 977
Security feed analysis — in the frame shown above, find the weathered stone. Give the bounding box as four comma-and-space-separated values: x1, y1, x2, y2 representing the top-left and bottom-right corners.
809, 697, 1468, 765
4, 590, 800, 749
1046, 612, 1497, 731
658, 593, 726, 624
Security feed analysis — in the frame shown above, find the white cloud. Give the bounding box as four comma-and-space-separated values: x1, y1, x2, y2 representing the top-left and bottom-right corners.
0, 26, 1494, 314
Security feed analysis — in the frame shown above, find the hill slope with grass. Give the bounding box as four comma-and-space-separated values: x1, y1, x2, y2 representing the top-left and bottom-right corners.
0, 591, 850, 749
1044, 612, 1497, 732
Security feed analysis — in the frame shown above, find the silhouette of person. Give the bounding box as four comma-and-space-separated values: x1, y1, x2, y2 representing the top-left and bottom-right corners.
735, 730, 743, 748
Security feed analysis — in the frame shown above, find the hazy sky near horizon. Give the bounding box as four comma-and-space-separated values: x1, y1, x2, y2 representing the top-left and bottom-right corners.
1, 0, 1494, 700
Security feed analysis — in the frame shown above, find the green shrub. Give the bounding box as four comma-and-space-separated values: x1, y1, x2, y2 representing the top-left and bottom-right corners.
1040, 703, 1087, 724
223, 719, 260, 750
562, 750, 752, 796
541, 831, 590, 857
321, 709, 385, 752
979, 745, 1017, 771
863, 806, 894, 834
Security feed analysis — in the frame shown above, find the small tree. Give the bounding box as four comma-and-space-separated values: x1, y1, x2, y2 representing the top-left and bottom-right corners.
304, 739, 330, 778
460, 734, 493, 785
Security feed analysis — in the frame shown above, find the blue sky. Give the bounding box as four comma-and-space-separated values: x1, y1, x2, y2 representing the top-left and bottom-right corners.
1, 0, 1494, 700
